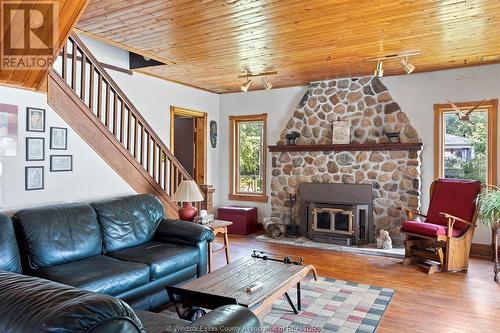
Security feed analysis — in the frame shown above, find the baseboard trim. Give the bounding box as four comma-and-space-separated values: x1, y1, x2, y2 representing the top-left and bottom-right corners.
470, 243, 494, 258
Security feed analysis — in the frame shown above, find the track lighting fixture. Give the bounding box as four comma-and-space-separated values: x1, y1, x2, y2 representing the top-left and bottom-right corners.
238, 71, 277, 91
367, 50, 420, 77
262, 76, 272, 90
400, 56, 415, 74
240, 79, 252, 92
374, 60, 384, 78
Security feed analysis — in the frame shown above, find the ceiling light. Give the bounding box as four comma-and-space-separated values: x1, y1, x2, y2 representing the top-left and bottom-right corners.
240, 79, 252, 92
400, 57, 415, 74
374, 60, 384, 78
262, 77, 272, 90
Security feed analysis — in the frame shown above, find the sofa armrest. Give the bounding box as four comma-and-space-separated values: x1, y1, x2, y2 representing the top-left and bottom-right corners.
189, 305, 261, 332
155, 219, 215, 245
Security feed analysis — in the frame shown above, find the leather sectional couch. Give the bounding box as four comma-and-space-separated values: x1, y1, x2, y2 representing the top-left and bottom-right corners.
0, 194, 260, 332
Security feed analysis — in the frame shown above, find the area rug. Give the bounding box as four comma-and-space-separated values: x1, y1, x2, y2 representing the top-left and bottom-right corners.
164, 276, 394, 333
263, 275, 394, 333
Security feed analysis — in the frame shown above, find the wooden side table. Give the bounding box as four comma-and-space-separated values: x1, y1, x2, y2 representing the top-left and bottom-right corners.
206, 220, 233, 273
493, 222, 499, 282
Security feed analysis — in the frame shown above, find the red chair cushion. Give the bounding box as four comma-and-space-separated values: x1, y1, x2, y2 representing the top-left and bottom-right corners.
401, 220, 464, 238
426, 178, 481, 232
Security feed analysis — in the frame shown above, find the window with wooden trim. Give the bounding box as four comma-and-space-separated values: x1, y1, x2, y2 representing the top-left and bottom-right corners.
434, 99, 498, 186
229, 114, 268, 202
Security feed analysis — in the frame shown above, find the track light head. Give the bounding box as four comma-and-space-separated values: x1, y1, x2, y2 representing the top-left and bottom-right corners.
374, 60, 384, 78
262, 77, 272, 90
240, 78, 252, 92
400, 56, 415, 74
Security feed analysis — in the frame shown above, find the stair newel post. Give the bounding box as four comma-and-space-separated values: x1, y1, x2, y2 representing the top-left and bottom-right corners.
200, 185, 215, 214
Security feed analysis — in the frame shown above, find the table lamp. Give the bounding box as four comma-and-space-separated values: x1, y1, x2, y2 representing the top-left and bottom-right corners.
172, 180, 204, 221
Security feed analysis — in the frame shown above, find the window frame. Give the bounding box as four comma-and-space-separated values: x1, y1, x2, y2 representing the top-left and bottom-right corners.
229, 113, 268, 202
434, 99, 498, 186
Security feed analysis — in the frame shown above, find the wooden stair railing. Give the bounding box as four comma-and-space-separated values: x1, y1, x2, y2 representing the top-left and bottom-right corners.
47, 33, 201, 217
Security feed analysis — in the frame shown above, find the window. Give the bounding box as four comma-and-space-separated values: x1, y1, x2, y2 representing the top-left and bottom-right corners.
434, 100, 497, 185
229, 114, 268, 202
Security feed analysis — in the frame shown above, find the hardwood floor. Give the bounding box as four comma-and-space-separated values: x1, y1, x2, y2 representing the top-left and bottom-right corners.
210, 234, 499, 333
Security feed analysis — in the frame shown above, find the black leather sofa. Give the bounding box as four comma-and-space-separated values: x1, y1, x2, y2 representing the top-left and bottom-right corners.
11, 194, 213, 310
0, 194, 260, 332
0, 270, 260, 333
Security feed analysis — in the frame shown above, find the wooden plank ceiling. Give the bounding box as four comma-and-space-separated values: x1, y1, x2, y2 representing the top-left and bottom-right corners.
76, 0, 500, 93
0, 0, 89, 91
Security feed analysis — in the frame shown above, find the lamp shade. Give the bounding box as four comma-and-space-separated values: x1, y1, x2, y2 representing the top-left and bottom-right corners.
172, 180, 204, 202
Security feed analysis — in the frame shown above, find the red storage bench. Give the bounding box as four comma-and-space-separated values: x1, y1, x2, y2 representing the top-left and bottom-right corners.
217, 206, 258, 235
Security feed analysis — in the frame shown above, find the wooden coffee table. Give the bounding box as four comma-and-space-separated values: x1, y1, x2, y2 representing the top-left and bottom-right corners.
166, 256, 317, 319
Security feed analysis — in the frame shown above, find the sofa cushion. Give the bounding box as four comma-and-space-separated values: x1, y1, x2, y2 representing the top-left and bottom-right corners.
0, 271, 145, 333
13, 203, 102, 270
108, 241, 199, 280
0, 214, 21, 273
426, 178, 481, 232
92, 194, 164, 253
32, 255, 150, 296
401, 220, 464, 238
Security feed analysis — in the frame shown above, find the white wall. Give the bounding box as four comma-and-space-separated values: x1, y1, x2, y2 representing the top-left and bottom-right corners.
79, 34, 221, 204
219, 64, 500, 244
218, 86, 307, 221
0, 85, 134, 213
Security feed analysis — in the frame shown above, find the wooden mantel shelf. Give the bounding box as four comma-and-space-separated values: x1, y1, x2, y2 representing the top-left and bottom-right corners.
268, 142, 423, 152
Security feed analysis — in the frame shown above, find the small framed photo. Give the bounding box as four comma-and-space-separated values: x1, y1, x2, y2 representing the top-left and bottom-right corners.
26, 137, 45, 161
50, 155, 73, 172
26, 107, 45, 132
50, 127, 68, 150
25, 166, 44, 191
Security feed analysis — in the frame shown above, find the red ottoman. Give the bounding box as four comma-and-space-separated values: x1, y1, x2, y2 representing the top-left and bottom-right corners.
217, 206, 258, 235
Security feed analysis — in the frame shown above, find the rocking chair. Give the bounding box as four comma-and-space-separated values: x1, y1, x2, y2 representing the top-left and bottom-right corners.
400, 178, 481, 274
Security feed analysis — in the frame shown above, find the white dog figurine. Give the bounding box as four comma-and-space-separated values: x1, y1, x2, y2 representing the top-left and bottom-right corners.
376, 229, 393, 250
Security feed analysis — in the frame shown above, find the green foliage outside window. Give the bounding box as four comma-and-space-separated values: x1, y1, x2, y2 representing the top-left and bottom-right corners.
444, 112, 487, 184
238, 121, 263, 193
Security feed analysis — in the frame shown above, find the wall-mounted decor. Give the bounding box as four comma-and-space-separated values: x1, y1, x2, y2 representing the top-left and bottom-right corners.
383, 131, 401, 143
50, 155, 73, 172
26, 137, 45, 161
210, 120, 217, 148
332, 120, 350, 144
285, 131, 301, 145
50, 127, 68, 150
0, 103, 18, 156
25, 166, 44, 191
26, 107, 45, 132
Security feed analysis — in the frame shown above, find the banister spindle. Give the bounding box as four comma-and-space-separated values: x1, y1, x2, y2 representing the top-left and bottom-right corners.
88, 64, 94, 111
80, 51, 86, 101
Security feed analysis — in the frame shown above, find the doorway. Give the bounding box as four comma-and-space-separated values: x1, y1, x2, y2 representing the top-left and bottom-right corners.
170, 106, 207, 185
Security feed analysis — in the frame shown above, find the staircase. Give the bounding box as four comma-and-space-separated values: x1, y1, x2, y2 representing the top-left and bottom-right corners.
47, 33, 196, 217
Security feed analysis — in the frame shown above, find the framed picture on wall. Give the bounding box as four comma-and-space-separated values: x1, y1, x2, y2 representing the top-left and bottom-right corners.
0, 103, 18, 156
50, 127, 68, 150
26, 107, 45, 132
26, 137, 45, 161
50, 155, 73, 172
25, 166, 44, 191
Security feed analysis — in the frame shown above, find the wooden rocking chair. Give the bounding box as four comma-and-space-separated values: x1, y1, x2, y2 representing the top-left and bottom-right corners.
400, 179, 481, 274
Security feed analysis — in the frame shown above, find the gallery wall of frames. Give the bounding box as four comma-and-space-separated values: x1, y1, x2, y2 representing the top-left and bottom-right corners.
0, 103, 73, 192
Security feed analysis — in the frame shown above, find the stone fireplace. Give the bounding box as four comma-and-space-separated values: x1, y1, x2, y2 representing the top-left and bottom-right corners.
269, 76, 423, 246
